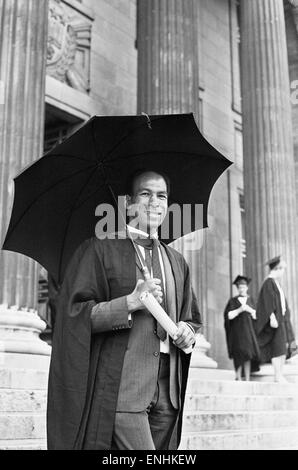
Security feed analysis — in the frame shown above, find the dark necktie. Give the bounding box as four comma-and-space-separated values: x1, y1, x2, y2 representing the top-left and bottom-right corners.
133, 237, 167, 341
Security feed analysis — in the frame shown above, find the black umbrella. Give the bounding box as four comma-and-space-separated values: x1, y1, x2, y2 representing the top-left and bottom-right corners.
2, 113, 232, 284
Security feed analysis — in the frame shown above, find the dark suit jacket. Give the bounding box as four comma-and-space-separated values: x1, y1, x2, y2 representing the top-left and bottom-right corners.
115, 243, 180, 413
47, 236, 202, 450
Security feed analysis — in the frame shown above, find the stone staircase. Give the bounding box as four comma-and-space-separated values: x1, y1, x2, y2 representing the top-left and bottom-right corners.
180, 369, 298, 450
1, 364, 298, 450
0, 367, 48, 450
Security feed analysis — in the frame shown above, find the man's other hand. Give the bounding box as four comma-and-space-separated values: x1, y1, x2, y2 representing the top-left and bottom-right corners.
173, 321, 196, 350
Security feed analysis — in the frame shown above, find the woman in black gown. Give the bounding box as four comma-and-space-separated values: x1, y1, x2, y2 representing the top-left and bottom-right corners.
224, 275, 260, 381
256, 256, 297, 383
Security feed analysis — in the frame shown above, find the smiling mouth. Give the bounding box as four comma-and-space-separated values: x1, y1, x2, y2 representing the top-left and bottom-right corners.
146, 211, 162, 216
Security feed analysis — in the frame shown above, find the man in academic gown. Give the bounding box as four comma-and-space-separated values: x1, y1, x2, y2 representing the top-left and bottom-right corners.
256, 256, 297, 383
47, 170, 202, 450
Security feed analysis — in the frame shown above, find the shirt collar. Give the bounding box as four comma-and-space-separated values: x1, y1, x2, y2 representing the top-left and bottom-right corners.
126, 224, 158, 239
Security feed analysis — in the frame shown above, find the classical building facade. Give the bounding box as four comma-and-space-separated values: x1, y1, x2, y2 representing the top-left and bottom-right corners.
0, 0, 297, 376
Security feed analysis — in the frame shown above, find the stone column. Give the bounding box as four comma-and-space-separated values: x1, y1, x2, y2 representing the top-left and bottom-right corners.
240, 0, 298, 331
0, 0, 50, 361
137, 0, 199, 115
285, 0, 298, 217
137, 0, 216, 368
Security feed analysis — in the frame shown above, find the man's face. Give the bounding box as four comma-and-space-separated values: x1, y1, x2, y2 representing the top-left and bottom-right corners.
127, 172, 168, 234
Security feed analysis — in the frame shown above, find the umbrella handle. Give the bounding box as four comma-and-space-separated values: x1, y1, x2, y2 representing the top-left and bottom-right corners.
142, 266, 151, 281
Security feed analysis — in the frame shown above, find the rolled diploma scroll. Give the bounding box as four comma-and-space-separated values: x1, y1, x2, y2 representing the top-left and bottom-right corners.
139, 291, 193, 354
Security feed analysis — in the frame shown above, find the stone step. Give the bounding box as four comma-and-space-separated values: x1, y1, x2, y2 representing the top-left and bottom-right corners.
251, 358, 298, 384
188, 367, 235, 381
182, 410, 298, 433
0, 368, 48, 390
0, 389, 47, 412
179, 427, 298, 450
184, 393, 298, 412
278, 447, 298, 450
186, 379, 298, 397
0, 413, 46, 440
0, 439, 46, 450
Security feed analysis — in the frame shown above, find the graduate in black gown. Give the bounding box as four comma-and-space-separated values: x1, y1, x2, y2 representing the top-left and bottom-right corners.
224, 275, 260, 381
256, 256, 297, 383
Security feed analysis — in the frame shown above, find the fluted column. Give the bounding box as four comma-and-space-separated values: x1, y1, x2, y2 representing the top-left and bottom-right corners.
137, 0, 201, 289
137, 0, 216, 367
0, 0, 50, 355
285, 0, 298, 216
137, 0, 199, 115
240, 0, 298, 331
137, 0, 200, 289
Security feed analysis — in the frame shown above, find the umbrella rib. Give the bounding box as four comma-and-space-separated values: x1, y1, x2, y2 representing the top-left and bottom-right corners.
58, 168, 96, 282
68, 163, 122, 213
105, 115, 168, 160
6, 164, 97, 240
67, 149, 229, 212
70, 177, 112, 213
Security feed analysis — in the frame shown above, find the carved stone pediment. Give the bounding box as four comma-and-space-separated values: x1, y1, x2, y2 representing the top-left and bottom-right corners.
47, 0, 93, 93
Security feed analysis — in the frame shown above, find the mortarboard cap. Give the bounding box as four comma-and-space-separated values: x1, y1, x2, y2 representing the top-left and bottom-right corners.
233, 275, 251, 286
266, 255, 282, 270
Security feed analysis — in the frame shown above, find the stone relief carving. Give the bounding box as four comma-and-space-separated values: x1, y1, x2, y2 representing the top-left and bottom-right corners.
47, 0, 92, 93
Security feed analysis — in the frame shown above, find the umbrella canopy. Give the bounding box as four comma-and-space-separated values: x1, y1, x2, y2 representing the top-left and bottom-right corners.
2, 113, 232, 284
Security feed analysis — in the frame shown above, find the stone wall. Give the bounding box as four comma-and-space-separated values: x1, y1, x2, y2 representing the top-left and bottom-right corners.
86, 0, 137, 115
197, 0, 243, 369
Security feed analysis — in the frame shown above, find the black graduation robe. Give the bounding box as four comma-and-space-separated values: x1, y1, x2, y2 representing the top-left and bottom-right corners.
46, 236, 202, 450
256, 277, 297, 363
224, 296, 260, 371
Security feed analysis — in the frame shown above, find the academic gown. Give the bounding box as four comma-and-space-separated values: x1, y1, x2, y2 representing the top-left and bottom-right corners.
256, 277, 297, 363
224, 296, 260, 371
46, 236, 202, 450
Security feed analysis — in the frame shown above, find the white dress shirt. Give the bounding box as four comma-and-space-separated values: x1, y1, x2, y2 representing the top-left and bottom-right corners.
127, 224, 170, 353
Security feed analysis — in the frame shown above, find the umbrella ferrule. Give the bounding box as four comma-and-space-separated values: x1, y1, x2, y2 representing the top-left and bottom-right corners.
141, 112, 152, 130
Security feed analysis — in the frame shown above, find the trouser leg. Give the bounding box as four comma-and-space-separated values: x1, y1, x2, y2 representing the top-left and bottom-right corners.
113, 354, 178, 450
112, 411, 155, 450
149, 354, 178, 450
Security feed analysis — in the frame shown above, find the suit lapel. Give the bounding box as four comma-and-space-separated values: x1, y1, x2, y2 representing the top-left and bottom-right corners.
117, 229, 145, 275
133, 243, 145, 274
119, 237, 143, 280
121, 237, 185, 317
160, 242, 184, 319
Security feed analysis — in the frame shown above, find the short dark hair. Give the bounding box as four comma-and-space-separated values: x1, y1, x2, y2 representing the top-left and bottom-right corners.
125, 169, 170, 197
